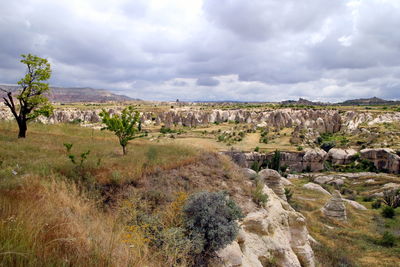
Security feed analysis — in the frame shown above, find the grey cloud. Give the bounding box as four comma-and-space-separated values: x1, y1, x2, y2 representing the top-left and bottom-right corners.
196, 77, 220, 86
1, 0, 400, 101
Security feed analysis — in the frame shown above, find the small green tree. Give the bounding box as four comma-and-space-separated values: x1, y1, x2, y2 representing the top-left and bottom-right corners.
1, 54, 53, 138
99, 106, 145, 155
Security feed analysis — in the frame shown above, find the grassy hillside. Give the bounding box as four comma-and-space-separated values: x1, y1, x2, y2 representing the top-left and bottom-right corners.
290, 175, 400, 267
0, 121, 252, 266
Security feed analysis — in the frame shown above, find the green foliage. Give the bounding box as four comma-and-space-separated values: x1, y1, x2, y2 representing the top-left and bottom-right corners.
160, 126, 184, 134
381, 206, 395, 218
183, 191, 243, 257
254, 146, 260, 152
2, 54, 53, 138
377, 231, 396, 247
317, 132, 352, 152
330, 158, 376, 173
216, 129, 246, 145
297, 145, 303, 151
251, 161, 261, 172
64, 143, 90, 167
252, 179, 268, 207
284, 188, 293, 202
269, 150, 281, 171
99, 106, 145, 155
320, 141, 336, 152
371, 199, 382, 209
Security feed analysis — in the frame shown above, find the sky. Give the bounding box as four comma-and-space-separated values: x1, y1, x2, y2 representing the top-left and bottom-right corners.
1, 0, 400, 102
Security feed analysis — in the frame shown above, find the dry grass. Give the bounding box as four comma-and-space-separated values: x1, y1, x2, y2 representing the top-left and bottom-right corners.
0, 121, 254, 266
0, 175, 133, 266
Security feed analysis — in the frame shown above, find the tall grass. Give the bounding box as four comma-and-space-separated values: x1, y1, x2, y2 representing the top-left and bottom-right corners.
0, 121, 199, 185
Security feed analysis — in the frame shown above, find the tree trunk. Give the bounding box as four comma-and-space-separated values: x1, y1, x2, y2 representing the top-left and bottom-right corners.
122, 145, 126, 155
18, 119, 27, 138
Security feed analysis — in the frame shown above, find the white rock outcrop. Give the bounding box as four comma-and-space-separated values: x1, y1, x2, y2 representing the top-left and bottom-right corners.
259, 169, 287, 201
322, 190, 347, 221
303, 182, 331, 196
327, 148, 358, 165
217, 186, 315, 267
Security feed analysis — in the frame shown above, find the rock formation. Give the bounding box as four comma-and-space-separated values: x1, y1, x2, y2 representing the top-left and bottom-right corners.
327, 148, 358, 165
258, 169, 287, 201
303, 183, 331, 196
360, 148, 400, 174
224, 149, 327, 173
322, 190, 347, 221
217, 186, 315, 267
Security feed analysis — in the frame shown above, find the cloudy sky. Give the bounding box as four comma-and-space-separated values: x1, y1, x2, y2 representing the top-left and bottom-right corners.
1, 0, 400, 102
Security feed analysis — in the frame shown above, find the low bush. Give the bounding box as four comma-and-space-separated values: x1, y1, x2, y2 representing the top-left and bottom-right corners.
183, 191, 243, 261
252, 180, 268, 207
284, 188, 293, 202
377, 231, 396, 247
383, 189, 400, 208
381, 206, 395, 218
371, 200, 382, 209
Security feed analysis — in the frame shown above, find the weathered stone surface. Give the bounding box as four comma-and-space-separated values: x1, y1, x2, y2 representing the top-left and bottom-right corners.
217, 186, 315, 267
360, 148, 400, 174
303, 183, 331, 196
281, 177, 293, 186
327, 148, 358, 165
241, 168, 258, 180
259, 169, 287, 201
344, 199, 367, 211
322, 190, 347, 220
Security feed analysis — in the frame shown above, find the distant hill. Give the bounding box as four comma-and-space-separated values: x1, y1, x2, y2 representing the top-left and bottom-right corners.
339, 97, 400, 106
0, 84, 138, 103
280, 98, 327, 106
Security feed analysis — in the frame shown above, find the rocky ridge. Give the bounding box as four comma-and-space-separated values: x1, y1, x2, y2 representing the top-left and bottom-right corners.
1, 106, 400, 134
217, 185, 315, 267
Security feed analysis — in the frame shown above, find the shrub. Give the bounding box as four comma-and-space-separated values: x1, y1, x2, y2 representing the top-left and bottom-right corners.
383, 189, 400, 208
378, 231, 396, 247
297, 146, 303, 151
371, 199, 382, 209
183, 191, 243, 258
284, 188, 293, 202
381, 206, 395, 218
251, 161, 261, 172
269, 150, 281, 171
252, 180, 268, 207
320, 141, 336, 152
254, 146, 260, 152
362, 195, 374, 202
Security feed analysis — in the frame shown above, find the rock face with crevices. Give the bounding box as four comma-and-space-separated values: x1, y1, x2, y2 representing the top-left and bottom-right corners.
216, 186, 315, 267
223, 149, 327, 173
327, 148, 358, 165
322, 190, 347, 221
360, 148, 400, 174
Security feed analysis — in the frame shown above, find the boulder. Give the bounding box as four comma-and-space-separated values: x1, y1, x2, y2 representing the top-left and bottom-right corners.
281, 177, 293, 186
259, 169, 287, 201
322, 190, 347, 220
327, 178, 345, 187
344, 199, 367, 211
241, 168, 258, 180
303, 183, 331, 196
327, 148, 358, 165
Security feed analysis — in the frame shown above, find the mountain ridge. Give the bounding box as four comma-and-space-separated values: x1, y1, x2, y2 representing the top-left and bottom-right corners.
0, 84, 139, 103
